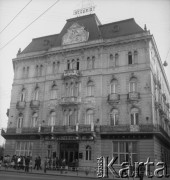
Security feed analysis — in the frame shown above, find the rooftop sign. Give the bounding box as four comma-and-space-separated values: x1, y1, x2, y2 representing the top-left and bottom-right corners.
73, 5, 95, 16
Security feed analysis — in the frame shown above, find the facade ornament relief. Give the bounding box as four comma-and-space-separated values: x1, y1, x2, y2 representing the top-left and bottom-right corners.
62, 23, 89, 45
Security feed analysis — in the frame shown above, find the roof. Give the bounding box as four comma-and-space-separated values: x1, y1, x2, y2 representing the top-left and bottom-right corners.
21, 14, 144, 54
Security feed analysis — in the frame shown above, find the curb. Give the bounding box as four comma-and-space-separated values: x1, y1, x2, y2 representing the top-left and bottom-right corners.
0, 169, 100, 179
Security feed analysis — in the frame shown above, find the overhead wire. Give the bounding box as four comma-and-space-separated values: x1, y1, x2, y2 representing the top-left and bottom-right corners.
0, 0, 32, 34
0, 0, 60, 51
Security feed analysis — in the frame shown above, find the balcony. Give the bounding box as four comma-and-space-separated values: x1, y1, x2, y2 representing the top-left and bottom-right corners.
59, 96, 81, 105
41, 125, 92, 134
2, 124, 170, 142
100, 125, 130, 133
30, 100, 40, 109
130, 125, 139, 132
16, 101, 26, 109
1, 127, 39, 137
108, 93, 120, 104
62, 69, 81, 79
127, 92, 140, 101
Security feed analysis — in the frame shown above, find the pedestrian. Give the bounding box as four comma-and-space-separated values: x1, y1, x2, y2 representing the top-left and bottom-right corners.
43, 157, 47, 173
25, 156, 30, 173
29, 157, 33, 172
34, 157, 38, 170
139, 163, 145, 180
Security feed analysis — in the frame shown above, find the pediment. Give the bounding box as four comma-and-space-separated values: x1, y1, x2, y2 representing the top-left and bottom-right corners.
62, 23, 89, 45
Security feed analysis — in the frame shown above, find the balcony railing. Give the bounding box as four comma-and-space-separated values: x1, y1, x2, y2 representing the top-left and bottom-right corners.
127, 92, 140, 101
16, 101, 26, 109
1, 124, 170, 140
63, 69, 81, 79
59, 96, 81, 105
108, 93, 120, 104
100, 125, 130, 133
30, 100, 40, 109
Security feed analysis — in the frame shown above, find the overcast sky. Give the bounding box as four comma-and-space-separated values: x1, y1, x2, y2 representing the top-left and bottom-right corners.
0, 0, 170, 145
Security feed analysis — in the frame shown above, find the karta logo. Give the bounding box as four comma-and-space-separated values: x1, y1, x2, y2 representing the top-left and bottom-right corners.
97, 156, 170, 178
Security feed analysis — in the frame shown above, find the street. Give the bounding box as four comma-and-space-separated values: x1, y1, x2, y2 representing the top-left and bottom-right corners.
0, 171, 97, 180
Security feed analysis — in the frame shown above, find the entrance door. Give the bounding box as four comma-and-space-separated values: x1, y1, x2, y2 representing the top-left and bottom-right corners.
60, 143, 78, 166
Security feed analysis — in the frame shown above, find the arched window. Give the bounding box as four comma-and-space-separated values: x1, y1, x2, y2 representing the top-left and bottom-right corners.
115, 53, 119, 66
110, 109, 119, 126
52, 62, 56, 74
72, 59, 76, 69
110, 54, 113, 60
48, 111, 56, 126
20, 88, 26, 102
57, 61, 60, 72
65, 83, 69, 97
92, 56, 95, 69
86, 146, 92, 160
50, 84, 57, 99
33, 87, 39, 101
109, 54, 114, 67
70, 83, 74, 96
87, 57, 90, 69
110, 79, 118, 94
40, 65, 43, 76
67, 60, 70, 70
17, 114, 23, 128
131, 108, 139, 125
134, 50, 138, 63
129, 77, 137, 92
68, 110, 72, 126
23, 67, 25, 78
87, 81, 94, 96
77, 59, 79, 70
128, 52, 133, 65
26, 67, 29, 78
75, 82, 79, 97
36, 65, 39, 76
86, 109, 94, 125
31, 112, 38, 127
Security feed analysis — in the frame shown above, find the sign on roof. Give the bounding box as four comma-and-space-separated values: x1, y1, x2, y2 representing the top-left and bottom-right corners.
73, 6, 95, 16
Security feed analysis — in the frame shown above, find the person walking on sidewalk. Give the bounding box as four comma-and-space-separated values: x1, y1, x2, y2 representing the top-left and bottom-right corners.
139, 164, 145, 180
43, 157, 48, 173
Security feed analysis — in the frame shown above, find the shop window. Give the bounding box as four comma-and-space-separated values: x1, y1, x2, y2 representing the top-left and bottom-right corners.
113, 141, 137, 164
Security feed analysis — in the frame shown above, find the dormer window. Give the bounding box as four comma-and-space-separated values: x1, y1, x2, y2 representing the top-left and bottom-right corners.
113, 25, 119, 32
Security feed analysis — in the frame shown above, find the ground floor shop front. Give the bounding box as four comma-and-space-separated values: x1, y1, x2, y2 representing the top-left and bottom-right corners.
3, 134, 170, 173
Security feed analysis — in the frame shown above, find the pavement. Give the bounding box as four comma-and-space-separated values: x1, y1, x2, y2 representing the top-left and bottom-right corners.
0, 166, 169, 180
0, 166, 98, 179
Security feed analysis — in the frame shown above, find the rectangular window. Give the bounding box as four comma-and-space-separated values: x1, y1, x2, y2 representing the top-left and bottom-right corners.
15, 141, 33, 156
112, 141, 138, 165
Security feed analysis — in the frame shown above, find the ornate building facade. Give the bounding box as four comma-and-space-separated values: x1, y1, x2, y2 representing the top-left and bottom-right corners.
2, 14, 170, 172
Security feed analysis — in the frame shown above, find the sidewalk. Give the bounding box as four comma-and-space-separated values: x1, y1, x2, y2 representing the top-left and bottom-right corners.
0, 166, 98, 179
0, 167, 169, 180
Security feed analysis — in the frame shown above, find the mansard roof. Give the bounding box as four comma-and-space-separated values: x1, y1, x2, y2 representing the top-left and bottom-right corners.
21, 14, 144, 54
